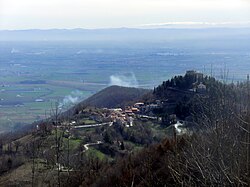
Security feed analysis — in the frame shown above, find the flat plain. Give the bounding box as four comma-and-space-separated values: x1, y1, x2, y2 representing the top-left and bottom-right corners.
0, 38, 250, 131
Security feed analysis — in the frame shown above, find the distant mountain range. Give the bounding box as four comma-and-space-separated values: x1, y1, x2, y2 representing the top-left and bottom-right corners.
1, 28, 250, 41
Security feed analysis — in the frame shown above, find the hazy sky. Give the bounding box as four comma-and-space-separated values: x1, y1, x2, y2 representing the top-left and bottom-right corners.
0, 0, 250, 29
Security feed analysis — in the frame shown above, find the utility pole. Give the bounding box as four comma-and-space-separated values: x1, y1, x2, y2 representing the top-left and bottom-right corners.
247, 74, 250, 177
52, 102, 61, 187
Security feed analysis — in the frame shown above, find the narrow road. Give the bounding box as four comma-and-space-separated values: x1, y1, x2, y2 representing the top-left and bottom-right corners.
54, 141, 103, 171
138, 115, 157, 120
173, 121, 187, 134
82, 141, 103, 153
73, 122, 113, 129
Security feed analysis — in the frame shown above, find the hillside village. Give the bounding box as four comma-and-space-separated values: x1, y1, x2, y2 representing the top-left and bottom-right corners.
37, 70, 207, 137
78, 70, 206, 127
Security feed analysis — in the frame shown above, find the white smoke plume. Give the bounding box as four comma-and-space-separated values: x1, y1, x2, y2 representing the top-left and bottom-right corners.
11, 48, 19, 54
59, 90, 84, 108
109, 73, 138, 88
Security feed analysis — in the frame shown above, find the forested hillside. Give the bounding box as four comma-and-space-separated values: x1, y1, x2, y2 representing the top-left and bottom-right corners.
0, 73, 249, 186
78, 85, 149, 108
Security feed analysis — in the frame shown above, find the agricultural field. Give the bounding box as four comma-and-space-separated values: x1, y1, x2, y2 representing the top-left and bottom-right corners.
0, 81, 94, 132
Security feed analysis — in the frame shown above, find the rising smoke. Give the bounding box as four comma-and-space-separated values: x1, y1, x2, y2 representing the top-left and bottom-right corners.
109, 73, 138, 88
11, 48, 19, 54
59, 90, 84, 108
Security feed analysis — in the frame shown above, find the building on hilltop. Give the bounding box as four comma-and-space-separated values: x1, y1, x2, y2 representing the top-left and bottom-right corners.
186, 70, 203, 82
186, 70, 207, 93
197, 82, 207, 93
186, 70, 196, 75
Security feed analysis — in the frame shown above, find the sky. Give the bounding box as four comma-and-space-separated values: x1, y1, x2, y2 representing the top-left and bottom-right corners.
0, 0, 250, 30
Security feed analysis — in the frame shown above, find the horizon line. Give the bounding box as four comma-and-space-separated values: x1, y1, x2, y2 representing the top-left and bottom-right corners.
1, 27, 250, 32
1, 21, 250, 31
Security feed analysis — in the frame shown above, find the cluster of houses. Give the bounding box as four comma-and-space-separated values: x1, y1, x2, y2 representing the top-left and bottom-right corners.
103, 101, 163, 127
186, 70, 207, 93
104, 103, 142, 127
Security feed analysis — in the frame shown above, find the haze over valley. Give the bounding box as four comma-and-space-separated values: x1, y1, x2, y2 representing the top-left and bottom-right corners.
0, 28, 250, 132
